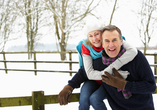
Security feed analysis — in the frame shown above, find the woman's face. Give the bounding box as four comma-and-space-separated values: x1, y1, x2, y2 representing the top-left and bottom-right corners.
87, 30, 102, 48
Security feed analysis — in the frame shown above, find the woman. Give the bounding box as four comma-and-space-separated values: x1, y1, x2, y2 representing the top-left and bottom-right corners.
58, 19, 137, 110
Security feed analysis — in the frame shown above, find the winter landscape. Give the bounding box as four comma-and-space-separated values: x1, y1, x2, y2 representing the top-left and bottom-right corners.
1, 0, 157, 109
0, 50, 157, 110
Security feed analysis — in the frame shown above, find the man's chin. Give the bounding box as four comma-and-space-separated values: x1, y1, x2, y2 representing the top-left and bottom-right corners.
107, 53, 117, 58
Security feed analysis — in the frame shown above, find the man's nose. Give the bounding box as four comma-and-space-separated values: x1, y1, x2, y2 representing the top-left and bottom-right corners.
109, 42, 114, 47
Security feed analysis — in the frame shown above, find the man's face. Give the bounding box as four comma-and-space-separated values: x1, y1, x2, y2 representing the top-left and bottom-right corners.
102, 30, 123, 58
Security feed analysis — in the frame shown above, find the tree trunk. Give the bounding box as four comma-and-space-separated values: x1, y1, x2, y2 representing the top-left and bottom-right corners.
143, 44, 147, 55
59, 42, 66, 60
27, 40, 30, 59
59, 32, 66, 60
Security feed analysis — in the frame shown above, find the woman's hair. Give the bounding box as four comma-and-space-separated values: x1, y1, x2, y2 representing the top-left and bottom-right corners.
85, 38, 92, 47
102, 25, 122, 39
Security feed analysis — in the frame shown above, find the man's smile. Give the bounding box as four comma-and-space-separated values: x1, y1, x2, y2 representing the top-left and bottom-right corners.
108, 48, 116, 52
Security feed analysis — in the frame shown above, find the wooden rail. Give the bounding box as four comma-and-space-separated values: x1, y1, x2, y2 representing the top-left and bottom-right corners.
0, 52, 157, 75
0, 89, 157, 110
0, 91, 80, 109
0, 51, 78, 76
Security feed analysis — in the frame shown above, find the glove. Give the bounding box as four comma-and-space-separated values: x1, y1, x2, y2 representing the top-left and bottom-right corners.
102, 68, 127, 90
112, 68, 132, 99
57, 85, 73, 105
112, 68, 123, 79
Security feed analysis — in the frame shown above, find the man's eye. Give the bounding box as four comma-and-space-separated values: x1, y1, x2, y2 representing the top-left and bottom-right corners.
113, 39, 117, 42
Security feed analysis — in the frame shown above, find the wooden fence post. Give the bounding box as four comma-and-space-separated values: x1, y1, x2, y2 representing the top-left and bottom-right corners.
3, 52, 7, 74
32, 91, 44, 110
154, 55, 157, 82
69, 51, 72, 76
34, 52, 37, 75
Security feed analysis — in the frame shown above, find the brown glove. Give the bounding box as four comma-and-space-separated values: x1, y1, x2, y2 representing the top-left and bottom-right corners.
112, 68, 124, 79
57, 85, 73, 105
102, 68, 127, 90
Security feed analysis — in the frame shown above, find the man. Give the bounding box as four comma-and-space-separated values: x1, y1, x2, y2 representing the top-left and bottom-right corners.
101, 25, 156, 109
58, 25, 156, 109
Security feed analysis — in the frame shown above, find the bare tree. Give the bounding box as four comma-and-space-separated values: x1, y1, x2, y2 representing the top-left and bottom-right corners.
0, 0, 17, 51
14, 0, 46, 59
137, 0, 157, 54
24, 0, 40, 58
44, 0, 101, 60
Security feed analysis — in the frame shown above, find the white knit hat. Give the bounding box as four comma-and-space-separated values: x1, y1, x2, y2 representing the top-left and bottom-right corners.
83, 19, 104, 36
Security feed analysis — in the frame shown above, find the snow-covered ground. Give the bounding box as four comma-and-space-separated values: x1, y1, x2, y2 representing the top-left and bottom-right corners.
0, 72, 156, 110
0, 52, 156, 110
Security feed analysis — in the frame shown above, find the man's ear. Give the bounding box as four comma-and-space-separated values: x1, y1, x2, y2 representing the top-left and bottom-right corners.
120, 38, 123, 45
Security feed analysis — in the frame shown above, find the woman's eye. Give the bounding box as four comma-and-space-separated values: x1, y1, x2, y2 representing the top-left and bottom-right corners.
94, 33, 99, 36
96, 33, 99, 35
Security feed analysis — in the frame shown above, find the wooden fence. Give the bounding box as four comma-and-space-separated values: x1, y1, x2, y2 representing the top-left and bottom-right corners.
0, 91, 80, 109
0, 51, 78, 76
0, 51, 157, 110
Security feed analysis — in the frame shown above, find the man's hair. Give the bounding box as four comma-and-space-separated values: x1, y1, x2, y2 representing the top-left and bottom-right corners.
102, 25, 122, 39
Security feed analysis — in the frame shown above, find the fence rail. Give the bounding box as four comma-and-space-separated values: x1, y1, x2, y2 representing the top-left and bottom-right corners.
0, 51, 78, 75
0, 52, 157, 75
0, 91, 80, 109
0, 51, 157, 110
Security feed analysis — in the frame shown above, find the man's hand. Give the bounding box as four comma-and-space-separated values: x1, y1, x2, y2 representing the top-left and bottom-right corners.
112, 68, 124, 79
57, 85, 73, 105
101, 68, 127, 90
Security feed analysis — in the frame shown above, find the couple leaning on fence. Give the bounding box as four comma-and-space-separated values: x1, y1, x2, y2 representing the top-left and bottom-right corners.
57, 19, 156, 110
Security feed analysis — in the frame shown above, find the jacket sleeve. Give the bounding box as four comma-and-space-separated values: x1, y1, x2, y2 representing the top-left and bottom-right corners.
82, 54, 104, 80
68, 68, 89, 89
125, 50, 156, 94
68, 57, 107, 89
83, 54, 131, 80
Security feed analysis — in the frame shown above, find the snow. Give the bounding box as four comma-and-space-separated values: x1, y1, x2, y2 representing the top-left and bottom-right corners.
0, 53, 156, 110
0, 72, 156, 110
